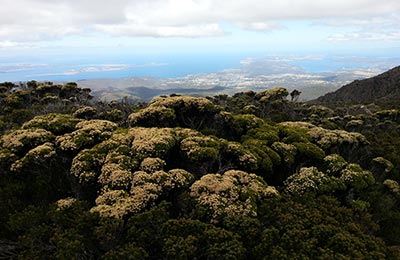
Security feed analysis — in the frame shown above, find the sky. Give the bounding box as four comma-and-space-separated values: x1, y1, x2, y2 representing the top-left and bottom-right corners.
0, 0, 400, 81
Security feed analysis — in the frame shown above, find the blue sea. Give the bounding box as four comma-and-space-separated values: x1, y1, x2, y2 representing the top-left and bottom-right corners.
0, 51, 399, 82
0, 53, 252, 82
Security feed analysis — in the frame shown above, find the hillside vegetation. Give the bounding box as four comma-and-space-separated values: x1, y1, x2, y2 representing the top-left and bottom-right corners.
315, 66, 400, 104
0, 80, 400, 259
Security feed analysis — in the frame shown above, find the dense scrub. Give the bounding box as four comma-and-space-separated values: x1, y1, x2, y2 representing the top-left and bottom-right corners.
0, 82, 399, 259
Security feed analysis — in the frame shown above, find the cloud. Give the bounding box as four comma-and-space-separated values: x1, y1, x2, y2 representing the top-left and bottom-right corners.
95, 23, 225, 37
235, 22, 283, 32
1, 0, 400, 41
0, 41, 28, 48
323, 14, 400, 42
328, 31, 400, 42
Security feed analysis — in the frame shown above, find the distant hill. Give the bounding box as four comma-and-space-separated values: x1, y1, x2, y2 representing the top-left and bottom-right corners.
314, 66, 400, 104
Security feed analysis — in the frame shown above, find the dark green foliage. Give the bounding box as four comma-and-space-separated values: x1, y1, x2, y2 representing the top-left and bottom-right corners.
162, 219, 246, 260
293, 142, 325, 163
290, 89, 301, 102
101, 243, 148, 260
277, 124, 310, 143
128, 96, 222, 131
22, 113, 82, 135
210, 87, 303, 122
126, 202, 171, 257
256, 195, 388, 260
0, 82, 399, 259
8, 201, 100, 260
0, 82, 93, 134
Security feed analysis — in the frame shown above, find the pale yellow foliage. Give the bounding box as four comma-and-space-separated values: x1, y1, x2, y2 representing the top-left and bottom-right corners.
173, 128, 201, 140
190, 170, 278, 222
92, 169, 193, 218
128, 105, 174, 125
73, 106, 97, 117
128, 95, 217, 126
70, 149, 101, 183
340, 164, 375, 190
56, 120, 117, 151
308, 127, 367, 149
99, 163, 133, 190
285, 167, 336, 194
323, 154, 347, 175
55, 197, 78, 211
279, 121, 315, 129
226, 142, 258, 169
11, 142, 56, 172
140, 157, 166, 173
256, 87, 288, 101
22, 113, 81, 132
1, 129, 54, 153
279, 121, 368, 150
180, 136, 219, 157
95, 190, 128, 205
271, 142, 297, 164
346, 119, 364, 128
150, 95, 214, 110
383, 179, 400, 194
130, 127, 176, 159
75, 120, 117, 133
372, 157, 394, 173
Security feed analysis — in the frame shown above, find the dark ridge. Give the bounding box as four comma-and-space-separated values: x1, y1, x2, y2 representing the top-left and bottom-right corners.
313, 66, 400, 104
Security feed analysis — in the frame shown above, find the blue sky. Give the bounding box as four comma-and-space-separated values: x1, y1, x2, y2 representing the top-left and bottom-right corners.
1, 0, 400, 79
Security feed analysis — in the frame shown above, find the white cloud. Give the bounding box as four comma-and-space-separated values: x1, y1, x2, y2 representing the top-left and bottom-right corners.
328, 31, 400, 42
1, 0, 400, 41
323, 14, 400, 42
235, 22, 283, 32
0, 41, 24, 48
95, 23, 225, 37
321, 15, 400, 27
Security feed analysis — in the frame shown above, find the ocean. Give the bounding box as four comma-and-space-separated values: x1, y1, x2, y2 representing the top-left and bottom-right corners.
0, 53, 251, 82
1, 52, 399, 82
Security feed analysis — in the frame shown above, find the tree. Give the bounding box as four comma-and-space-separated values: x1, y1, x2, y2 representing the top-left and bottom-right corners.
290, 89, 301, 102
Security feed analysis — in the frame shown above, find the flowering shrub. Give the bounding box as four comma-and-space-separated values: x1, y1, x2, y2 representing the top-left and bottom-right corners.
130, 127, 176, 160
22, 113, 81, 135
128, 105, 176, 127
11, 142, 56, 172
383, 179, 400, 195
140, 157, 166, 173
256, 87, 289, 102
190, 170, 278, 222
128, 96, 221, 129
180, 136, 221, 163
1, 128, 54, 154
55, 197, 78, 211
285, 167, 345, 195
92, 169, 193, 218
225, 142, 258, 171
271, 142, 297, 165
57, 120, 117, 151
323, 154, 347, 176
73, 106, 97, 119
340, 163, 375, 190
279, 121, 369, 158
